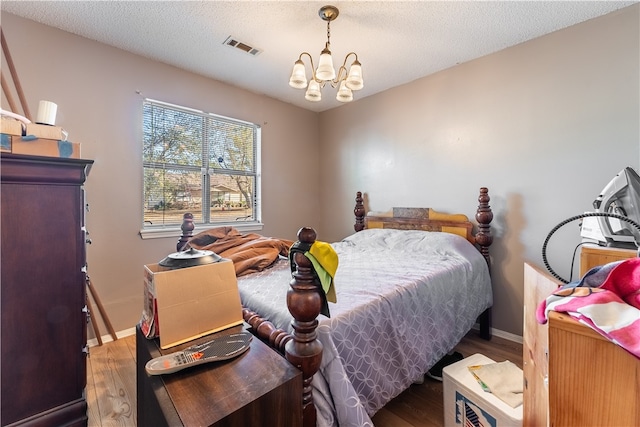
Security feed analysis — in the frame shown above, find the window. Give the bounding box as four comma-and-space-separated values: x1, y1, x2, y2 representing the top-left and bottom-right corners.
142, 99, 261, 235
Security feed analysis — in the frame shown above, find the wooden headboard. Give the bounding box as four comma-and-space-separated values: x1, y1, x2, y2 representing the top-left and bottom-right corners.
365, 208, 474, 241
353, 187, 494, 268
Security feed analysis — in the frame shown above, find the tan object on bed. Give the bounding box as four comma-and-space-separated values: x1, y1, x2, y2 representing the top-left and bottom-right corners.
186, 226, 294, 277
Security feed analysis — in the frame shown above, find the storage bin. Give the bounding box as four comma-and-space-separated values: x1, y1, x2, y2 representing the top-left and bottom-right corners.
443, 353, 522, 427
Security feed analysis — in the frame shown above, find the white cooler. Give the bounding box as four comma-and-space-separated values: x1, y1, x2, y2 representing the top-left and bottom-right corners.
442, 353, 523, 427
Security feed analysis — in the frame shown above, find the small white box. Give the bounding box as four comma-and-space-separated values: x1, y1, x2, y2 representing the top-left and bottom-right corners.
443, 353, 523, 427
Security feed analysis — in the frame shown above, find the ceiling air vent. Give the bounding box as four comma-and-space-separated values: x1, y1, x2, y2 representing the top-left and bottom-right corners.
223, 36, 261, 56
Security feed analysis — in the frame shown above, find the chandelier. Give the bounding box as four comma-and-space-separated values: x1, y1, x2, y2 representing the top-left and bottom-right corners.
288, 5, 364, 103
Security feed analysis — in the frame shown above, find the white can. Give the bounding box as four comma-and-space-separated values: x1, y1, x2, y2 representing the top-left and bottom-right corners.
36, 100, 58, 126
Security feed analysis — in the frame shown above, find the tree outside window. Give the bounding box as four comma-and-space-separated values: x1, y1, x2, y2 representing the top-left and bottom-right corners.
142, 100, 260, 228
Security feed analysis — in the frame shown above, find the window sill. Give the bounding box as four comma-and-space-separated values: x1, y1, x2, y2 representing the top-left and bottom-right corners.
139, 221, 264, 240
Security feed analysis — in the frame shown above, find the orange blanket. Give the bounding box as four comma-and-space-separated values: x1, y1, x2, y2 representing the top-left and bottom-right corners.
186, 226, 294, 277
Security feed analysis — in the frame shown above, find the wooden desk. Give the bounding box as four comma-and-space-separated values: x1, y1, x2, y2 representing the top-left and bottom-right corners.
136, 325, 302, 427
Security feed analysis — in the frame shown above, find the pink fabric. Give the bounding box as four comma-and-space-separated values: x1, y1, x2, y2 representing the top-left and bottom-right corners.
537, 258, 640, 359
599, 258, 640, 308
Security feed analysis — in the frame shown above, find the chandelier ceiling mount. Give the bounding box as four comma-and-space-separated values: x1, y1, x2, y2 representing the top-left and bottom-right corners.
318, 4, 339, 22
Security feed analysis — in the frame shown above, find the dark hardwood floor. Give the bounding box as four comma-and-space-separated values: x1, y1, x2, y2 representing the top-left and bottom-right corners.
371, 330, 522, 427
86, 329, 522, 427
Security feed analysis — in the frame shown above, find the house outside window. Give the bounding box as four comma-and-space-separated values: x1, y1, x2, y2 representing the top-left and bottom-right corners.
142, 99, 261, 236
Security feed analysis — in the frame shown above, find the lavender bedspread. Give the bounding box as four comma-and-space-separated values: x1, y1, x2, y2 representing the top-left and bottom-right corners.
237, 228, 493, 427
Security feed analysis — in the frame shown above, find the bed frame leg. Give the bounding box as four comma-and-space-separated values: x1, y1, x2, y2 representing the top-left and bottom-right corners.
478, 307, 492, 340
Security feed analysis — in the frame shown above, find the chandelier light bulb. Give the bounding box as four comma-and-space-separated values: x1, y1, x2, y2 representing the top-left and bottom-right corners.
336, 80, 353, 102
345, 60, 363, 90
305, 79, 322, 102
315, 46, 336, 81
289, 60, 308, 89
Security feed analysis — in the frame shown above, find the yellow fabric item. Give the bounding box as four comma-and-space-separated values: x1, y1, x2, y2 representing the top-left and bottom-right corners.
307, 241, 338, 303
427, 208, 469, 223
441, 225, 467, 239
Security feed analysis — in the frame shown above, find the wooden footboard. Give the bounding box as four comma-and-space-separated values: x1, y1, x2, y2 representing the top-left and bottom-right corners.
242, 228, 324, 427
176, 220, 322, 427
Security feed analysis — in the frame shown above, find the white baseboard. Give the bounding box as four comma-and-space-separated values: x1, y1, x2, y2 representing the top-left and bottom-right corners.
490, 327, 523, 344
87, 326, 137, 347
472, 324, 523, 344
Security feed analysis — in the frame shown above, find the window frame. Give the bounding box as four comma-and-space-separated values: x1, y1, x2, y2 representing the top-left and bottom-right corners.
139, 99, 262, 240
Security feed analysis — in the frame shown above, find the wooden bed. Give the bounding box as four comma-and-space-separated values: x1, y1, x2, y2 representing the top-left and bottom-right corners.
176, 187, 493, 427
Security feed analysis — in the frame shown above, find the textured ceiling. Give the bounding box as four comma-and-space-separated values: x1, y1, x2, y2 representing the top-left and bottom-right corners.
2, 1, 636, 112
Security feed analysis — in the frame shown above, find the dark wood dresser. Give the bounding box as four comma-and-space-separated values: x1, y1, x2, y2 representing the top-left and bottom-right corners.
136, 325, 303, 427
1, 153, 93, 426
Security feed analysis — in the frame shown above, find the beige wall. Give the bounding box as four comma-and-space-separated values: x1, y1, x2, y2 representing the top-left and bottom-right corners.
2, 4, 638, 338
1, 13, 321, 335
318, 4, 640, 336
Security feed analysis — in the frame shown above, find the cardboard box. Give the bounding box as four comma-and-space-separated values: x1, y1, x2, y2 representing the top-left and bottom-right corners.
2, 135, 81, 158
443, 353, 522, 427
25, 123, 65, 140
0, 118, 24, 136
140, 259, 243, 349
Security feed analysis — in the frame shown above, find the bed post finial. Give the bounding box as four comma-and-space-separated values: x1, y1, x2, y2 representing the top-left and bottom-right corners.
177, 212, 194, 252
475, 187, 493, 340
354, 191, 365, 232
475, 187, 493, 265
286, 227, 323, 427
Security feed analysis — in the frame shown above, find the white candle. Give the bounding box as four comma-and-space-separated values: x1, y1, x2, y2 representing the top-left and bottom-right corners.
36, 100, 58, 126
